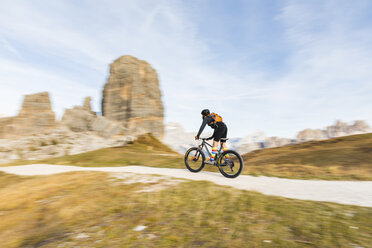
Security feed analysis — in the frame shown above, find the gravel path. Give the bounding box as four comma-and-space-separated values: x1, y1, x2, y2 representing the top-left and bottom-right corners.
1, 164, 371, 207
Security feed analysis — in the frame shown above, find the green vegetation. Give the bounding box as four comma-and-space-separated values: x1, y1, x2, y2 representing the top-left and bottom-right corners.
243, 133, 372, 180
0, 171, 370, 247
3, 133, 372, 180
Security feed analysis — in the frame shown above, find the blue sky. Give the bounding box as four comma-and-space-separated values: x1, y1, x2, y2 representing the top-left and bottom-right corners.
1, 0, 372, 138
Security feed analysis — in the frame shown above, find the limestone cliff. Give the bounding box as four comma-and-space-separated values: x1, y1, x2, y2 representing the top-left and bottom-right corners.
102, 55, 164, 138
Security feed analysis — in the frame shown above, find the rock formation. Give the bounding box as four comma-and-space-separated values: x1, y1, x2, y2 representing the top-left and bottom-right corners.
235, 136, 293, 154
16, 92, 56, 134
263, 137, 293, 148
297, 120, 371, 142
0, 92, 56, 138
102, 55, 164, 138
83, 96, 95, 114
0, 55, 167, 163
297, 129, 327, 142
62, 97, 124, 138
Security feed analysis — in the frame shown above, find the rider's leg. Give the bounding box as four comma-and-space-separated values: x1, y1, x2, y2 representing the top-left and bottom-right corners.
221, 141, 230, 161
221, 126, 230, 160
211, 140, 218, 162
211, 124, 225, 162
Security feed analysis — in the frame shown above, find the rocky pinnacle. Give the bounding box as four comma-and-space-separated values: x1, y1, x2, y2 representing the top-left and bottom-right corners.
102, 55, 164, 138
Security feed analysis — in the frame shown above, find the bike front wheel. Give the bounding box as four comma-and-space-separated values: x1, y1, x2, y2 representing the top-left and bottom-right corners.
184, 147, 205, 172
218, 150, 244, 178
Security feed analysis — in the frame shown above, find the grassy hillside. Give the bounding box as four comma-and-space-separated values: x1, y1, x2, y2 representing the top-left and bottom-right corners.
0, 171, 370, 247
242, 133, 372, 180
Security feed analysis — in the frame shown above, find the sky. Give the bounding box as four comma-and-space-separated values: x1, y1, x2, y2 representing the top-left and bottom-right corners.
1, 0, 372, 138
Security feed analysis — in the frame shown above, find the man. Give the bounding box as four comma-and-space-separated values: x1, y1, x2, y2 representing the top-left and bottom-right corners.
195, 109, 228, 162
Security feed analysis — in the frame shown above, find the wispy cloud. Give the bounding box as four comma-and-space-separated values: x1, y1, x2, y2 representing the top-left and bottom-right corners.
1, 38, 23, 59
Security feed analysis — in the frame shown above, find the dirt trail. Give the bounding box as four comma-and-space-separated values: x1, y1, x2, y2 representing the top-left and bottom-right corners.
1, 164, 371, 207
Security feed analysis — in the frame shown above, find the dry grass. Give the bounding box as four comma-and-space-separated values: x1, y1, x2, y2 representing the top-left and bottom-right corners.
242, 133, 372, 180
0, 171, 370, 247
0, 172, 30, 189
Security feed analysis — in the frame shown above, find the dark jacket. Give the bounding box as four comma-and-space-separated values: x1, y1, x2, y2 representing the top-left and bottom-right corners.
197, 116, 225, 137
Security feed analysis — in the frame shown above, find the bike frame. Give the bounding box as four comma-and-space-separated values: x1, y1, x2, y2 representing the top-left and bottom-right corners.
197, 139, 223, 161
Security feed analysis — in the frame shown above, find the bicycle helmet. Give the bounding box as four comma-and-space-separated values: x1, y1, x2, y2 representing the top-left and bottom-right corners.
201, 109, 210, 116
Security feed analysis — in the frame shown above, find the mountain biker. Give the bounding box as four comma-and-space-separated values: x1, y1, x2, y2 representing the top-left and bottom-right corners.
195, 109, 228, 162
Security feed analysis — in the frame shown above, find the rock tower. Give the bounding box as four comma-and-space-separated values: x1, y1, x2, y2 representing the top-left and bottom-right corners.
102, 55, 164, 138
0, 92, 56, 138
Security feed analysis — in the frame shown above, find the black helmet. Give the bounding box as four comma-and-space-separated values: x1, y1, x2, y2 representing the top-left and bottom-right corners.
201, 109, 210, 116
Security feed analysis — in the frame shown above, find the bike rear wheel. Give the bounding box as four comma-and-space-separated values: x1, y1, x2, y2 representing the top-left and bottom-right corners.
218, 150, 244, 178
185, 147, 205, 172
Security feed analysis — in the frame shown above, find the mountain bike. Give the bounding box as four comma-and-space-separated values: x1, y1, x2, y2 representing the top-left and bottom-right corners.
184, 138, 244, 178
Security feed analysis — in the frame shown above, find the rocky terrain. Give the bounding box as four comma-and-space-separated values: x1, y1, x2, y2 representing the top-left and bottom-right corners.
0, 55, 165, 164
0, 126, 134, 164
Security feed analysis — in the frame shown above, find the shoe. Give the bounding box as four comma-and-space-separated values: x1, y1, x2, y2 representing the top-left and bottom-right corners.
205, 157, 215, 165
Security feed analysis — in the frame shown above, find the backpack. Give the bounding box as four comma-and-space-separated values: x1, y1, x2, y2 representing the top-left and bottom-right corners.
207, 112, 223, 125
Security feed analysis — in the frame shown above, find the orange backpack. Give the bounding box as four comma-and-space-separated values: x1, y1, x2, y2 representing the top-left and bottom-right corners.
207, 112, 223, 124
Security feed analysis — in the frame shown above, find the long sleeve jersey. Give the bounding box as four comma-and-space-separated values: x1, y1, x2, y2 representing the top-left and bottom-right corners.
196, 116, 215, 137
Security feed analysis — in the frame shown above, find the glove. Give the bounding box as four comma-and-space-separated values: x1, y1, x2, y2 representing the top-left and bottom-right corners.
195, 135, 199, 140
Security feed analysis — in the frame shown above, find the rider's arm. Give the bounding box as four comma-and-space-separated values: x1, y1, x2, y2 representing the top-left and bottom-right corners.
196, 116, 212, 137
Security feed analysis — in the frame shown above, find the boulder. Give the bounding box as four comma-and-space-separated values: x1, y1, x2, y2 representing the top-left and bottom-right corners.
102, 55, 164, 138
